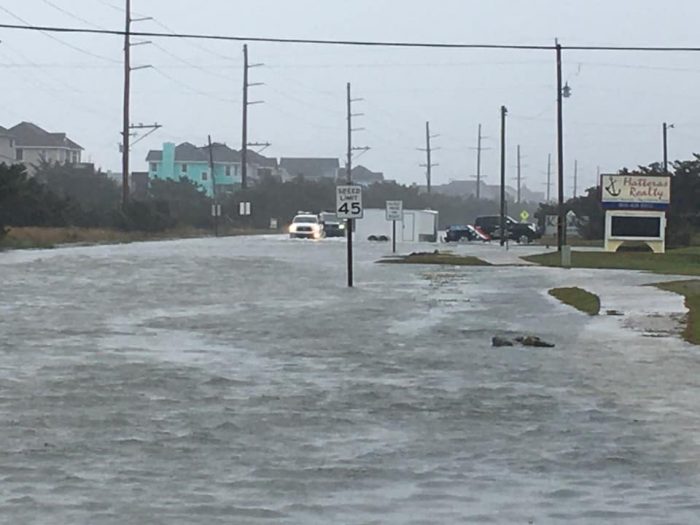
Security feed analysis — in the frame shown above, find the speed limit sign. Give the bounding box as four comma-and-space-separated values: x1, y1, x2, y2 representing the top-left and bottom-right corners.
336, 185, 363, 219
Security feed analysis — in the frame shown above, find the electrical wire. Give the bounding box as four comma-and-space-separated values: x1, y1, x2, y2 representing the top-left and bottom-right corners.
0, 11, 120, 63
6, 22, 700, 52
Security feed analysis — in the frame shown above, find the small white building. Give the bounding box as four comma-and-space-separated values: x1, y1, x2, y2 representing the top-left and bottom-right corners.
353, 208, 439, 242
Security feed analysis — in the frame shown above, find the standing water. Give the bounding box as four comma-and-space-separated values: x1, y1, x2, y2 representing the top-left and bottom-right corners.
1, 236, 698, 524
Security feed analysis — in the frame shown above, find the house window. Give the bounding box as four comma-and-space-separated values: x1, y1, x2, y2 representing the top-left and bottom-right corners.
225, 166, 231, 177
16, 148, 23, 161
181, 164, 188, 173
150, 162, 157, 172
202, 171, 208, 181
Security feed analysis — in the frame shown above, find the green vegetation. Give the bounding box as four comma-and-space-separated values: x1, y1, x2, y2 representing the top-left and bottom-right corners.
379, 252, 490, 266
0, 226, 269, 251
525, 247, 700, 277
655, 280, 700, 345
549, 287, 601, 316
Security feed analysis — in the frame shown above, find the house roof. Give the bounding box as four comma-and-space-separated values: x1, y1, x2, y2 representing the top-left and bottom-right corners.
146, 142, 277, 167
337, 165, 384, 183
9, 121, 83, 150
280, 157, 340, 179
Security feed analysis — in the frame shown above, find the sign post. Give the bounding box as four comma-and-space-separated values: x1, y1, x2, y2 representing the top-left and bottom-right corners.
336, 185, 364, 287
211, 203, 221, 236
385, 200, 403, 254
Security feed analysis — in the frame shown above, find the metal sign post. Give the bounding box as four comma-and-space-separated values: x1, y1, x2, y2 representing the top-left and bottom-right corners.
385, 200, 403, 254
337, 185, 363, 287
211, 203, 221, 236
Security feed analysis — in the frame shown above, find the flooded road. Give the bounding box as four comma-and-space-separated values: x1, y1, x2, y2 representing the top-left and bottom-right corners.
1, 236, 699, 524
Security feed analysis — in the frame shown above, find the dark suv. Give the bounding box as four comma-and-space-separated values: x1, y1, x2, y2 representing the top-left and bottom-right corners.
474, 215, 541, 243
320, 212, 345, 237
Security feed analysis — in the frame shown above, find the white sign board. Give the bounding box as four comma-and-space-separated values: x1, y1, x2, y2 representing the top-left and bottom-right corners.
239, 202, 251, 216
336, 185, 363, 219
385, 200, 403, 221
211, 204, 222, 217
601, 174, 671, 205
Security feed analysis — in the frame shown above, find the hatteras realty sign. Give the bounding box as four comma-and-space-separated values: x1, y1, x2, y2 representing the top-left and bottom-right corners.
600, 174, 671, 209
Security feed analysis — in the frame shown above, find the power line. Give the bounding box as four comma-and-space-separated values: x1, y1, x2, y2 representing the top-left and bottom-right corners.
6, 22, 700, 52
0, 11, 119, 63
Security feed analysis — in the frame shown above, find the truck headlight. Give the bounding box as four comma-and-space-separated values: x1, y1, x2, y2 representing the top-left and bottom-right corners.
289, 224, 298, 233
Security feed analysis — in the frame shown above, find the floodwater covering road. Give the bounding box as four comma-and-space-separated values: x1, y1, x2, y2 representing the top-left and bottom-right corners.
1, 235, 699, 524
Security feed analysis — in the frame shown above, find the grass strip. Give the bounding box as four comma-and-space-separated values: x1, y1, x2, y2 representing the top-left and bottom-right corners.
525, 247, 700, 277
549, 287, 601, 316
0, 226, 270, 250
655, 280, 700, 345
378, 252, 490, 267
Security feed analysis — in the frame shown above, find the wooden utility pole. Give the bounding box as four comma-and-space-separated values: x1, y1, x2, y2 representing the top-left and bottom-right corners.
121, 0, 131, 210
418, 121, 438, 193
500, 105, 507, 247
241, 44, 249, 190
208, 135, 218, 236
546, 153, 552, 202
516, 144, 522, 203
556, 39, 566, 251
573, 159, 578, 198
425, 122, 432, 193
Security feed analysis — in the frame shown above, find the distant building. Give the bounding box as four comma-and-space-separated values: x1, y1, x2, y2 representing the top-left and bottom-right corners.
280, 157, 340, 181
8, 121, 83, 173
146, 142, 278, 196
0, 126, 15, 164
336, 165, 384, 186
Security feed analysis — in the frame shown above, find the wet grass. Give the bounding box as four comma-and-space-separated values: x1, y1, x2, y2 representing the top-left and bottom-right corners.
379, 251, 490, 267
549, 287, 601, 316
655, 280, 700, 345
525, 247, 700, 276
0, 226, 271, 251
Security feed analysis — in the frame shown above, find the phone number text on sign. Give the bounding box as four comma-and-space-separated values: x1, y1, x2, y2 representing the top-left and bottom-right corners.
336, 185, 364, 219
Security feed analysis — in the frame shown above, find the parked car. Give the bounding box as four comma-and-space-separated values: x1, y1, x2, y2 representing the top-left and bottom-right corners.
289, 213, 324, 239
443, 225, 490, 242
320, 212, 345, 237
474, 215, 541, 243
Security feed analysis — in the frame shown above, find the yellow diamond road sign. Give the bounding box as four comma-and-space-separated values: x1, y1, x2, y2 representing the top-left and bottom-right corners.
520, 210, 530, 222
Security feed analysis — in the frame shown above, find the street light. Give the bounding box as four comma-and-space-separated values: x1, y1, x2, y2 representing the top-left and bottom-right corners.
663, 122, 674, 174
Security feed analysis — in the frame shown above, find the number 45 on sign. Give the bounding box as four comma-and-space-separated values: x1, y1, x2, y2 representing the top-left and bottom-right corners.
336, 185, 364, 219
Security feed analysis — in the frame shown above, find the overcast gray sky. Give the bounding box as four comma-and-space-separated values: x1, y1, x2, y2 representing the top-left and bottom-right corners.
2, 0, 700, 195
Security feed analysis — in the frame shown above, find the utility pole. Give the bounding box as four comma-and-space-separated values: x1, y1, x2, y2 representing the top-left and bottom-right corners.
556, 39, 566, 251
663, 122, 674, 174
545, 153, 552, 202
344, 82, 369, 288
241, 44, 265, 190
516, 144, 522, 203
500, 105, 508, 247
573, 159, 578, 198
208, 135, 218, 237
241, 44, 249, 190
476, 124, 483, 199
418, 121, 439, 193
120, 1, 154, 210
469, 123, 491, 199
121, 0, 131, 210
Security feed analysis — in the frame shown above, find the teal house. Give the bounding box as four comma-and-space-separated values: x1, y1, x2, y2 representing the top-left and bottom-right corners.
146, 142, 242, 197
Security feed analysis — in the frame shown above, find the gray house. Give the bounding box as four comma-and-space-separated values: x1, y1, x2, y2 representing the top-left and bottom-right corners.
0, 126, 15, 164
9, 122, 83, 173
